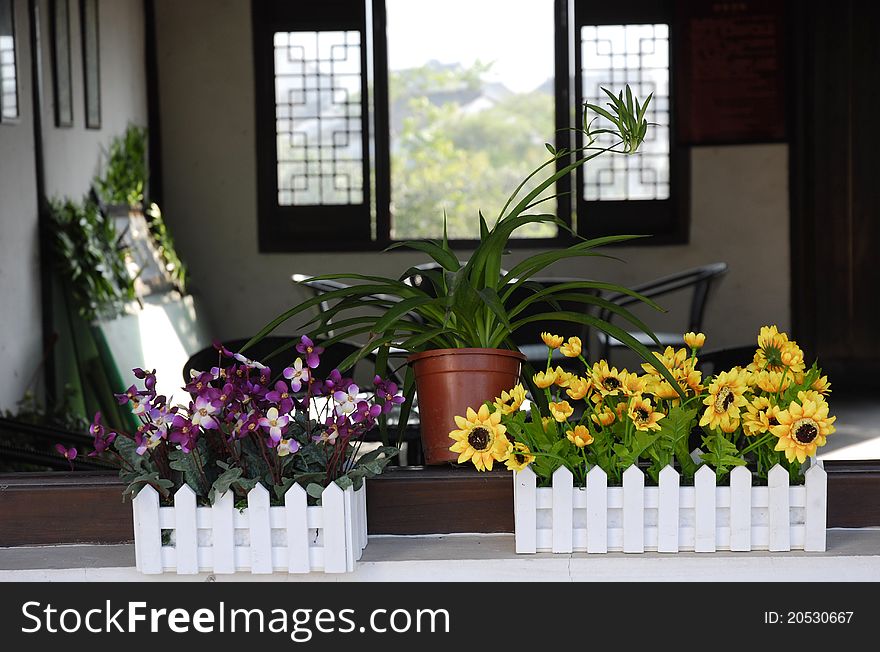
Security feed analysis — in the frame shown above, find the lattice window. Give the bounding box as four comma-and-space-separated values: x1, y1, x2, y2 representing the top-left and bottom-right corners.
273, 30, 364, 206
0, 0, 17, 121
581, 24, 669, 201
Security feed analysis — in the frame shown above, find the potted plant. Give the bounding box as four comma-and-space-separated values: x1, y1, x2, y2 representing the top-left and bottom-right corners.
451, 326, 833, 553
248, 86, 686, 464
56, 338, 403, 574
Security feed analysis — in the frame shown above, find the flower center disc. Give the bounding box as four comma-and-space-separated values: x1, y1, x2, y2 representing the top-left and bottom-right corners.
714, 387, 734, 413
467, 427, 491, 451
604, 377, 620, 390
793, 418, 818, 444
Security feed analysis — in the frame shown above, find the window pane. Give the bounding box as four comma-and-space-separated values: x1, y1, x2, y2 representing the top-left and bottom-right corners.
0, 0, 17, 121
581, 24, 669, 201
274, 30, 364, 206
386, 0, 556, 240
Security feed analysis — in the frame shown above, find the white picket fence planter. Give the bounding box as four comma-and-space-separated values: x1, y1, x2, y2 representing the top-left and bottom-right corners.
132, 481, 368, 574
514, 462, 827, 553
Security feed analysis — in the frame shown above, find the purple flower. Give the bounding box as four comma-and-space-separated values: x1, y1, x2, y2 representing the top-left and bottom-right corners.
189, 395, 219, 430
313, 415, 349, 444
168, 414, 198, 453
351, 400, 382, 424
258, 407, 289, 442
55, 443, 77, 461
88, 412, 118, 455
265, 380, 295, 415
296, 335, 324, 369
115, 384, 140, 405
282, 358, 310, 392
132, 368, 157, 394
184, 371, 214, 394
333, 384, 359, 415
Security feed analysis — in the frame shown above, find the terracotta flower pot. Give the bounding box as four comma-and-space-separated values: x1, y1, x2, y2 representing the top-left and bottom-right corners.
407, 348, 526, 465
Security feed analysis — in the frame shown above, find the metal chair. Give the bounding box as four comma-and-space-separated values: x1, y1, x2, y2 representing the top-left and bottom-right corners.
595, 262, 729, 363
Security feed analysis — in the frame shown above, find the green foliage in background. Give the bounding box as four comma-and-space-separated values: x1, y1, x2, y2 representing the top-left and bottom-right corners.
49, 198, 135, 322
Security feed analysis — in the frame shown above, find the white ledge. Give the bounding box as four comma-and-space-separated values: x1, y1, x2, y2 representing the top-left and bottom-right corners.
1, 529, 879, 582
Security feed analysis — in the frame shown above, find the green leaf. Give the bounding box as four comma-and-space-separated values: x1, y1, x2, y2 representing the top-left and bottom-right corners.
385, 240, 461, 272
122, 472, 174, 501
306, 482, 325, 499
208, 465, 243, 504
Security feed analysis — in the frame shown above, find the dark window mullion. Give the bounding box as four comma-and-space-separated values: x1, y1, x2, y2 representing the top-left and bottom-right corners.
370, 0, 391, 245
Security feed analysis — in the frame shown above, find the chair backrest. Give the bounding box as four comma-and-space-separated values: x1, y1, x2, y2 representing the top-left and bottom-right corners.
598, 262, 728, 334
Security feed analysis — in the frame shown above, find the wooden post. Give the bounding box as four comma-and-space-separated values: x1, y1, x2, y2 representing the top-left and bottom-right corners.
322, 482, 347, 573
657, 465, 679, 553
247, 484, 273, 574
694, 466, 716, 552
729, 465, 752, 551
585, 466, 607, 553
622, 465, 645, 553
768, 464, 791, 551
513, 467, 537, 554
173, 484, 198, 574
804, 460, 828, 552
132, 485, 162, 574
211, 490, 235, 574
552, 466, 574, 553
343, 486, 356, 572
284, 483, 310, 573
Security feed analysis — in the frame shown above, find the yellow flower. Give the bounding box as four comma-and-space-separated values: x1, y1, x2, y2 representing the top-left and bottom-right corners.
796, 389, 826, 406
628, 397, 665, 431
449, 404, 511, 471
699, 369, 750, 431
677, 364, 704, 393
504, 442, 536, 471
494, 384, 527, 415
541, 332, 564, 349
754, 370, 792, 394
648, 377, 681, 401
590, 360, 626, 397
752, 325, 806, 374
771, 398, 836, 464
742, 396, 781, 436
566, 376, 591, 400
566, 424, 594, 448
621, 370, 649, 397
560, 336, 582, 358
533, 369, 557, 389
553, 366, 574, 388
591, 406, 616, 428
811, 375, 831, 395
549, 400, 574, 422
642, 346, 689, 376
684, 332, 706, 349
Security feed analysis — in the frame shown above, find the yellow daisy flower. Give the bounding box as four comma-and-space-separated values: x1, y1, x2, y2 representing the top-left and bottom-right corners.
541, 332, 564, 349
752, 325, 805, 374
754, 370, 792, 394
699, 369, 750, 431
494, 384, 527, 415
566, 424, 594, 448
590, 360, 626, 397
504, 442, 536, 471
684, 332, 706, 349
742, 396, 782, 436
566, 376, 591, 400
628, 397, 665, 432
771, 398, 836, 464
549, 400, 574, 422
811, 375, 831, 395
642, 346, 689, 376
621, 371, 649, 397
560, 336, 582, 358
648, 377, 681, 401
449, 404, 511, 471
533, 369, 557, 389
591, 406, 616, 428
553, 366, 574, 388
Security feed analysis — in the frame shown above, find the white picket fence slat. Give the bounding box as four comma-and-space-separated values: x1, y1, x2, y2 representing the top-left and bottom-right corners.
132, 481, 369, 574
513, 459, 827, 554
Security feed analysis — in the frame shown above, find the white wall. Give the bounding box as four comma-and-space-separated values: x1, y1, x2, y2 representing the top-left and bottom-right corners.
39, 0, 147, 199
0, 0, 41, 409
154, 0, 790, 358
0, 0, 147, 411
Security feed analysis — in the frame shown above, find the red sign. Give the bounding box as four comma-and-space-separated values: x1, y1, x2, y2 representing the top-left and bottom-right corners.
676, 0, 787, 144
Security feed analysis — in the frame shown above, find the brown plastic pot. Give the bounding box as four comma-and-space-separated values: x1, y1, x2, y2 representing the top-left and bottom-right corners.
407, 348, 526, 465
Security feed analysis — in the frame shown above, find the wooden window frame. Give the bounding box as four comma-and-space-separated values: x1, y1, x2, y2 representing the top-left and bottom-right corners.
253, 0, 688, 252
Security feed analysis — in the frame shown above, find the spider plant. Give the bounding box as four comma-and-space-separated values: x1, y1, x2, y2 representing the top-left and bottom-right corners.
245, 86, 684, 434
